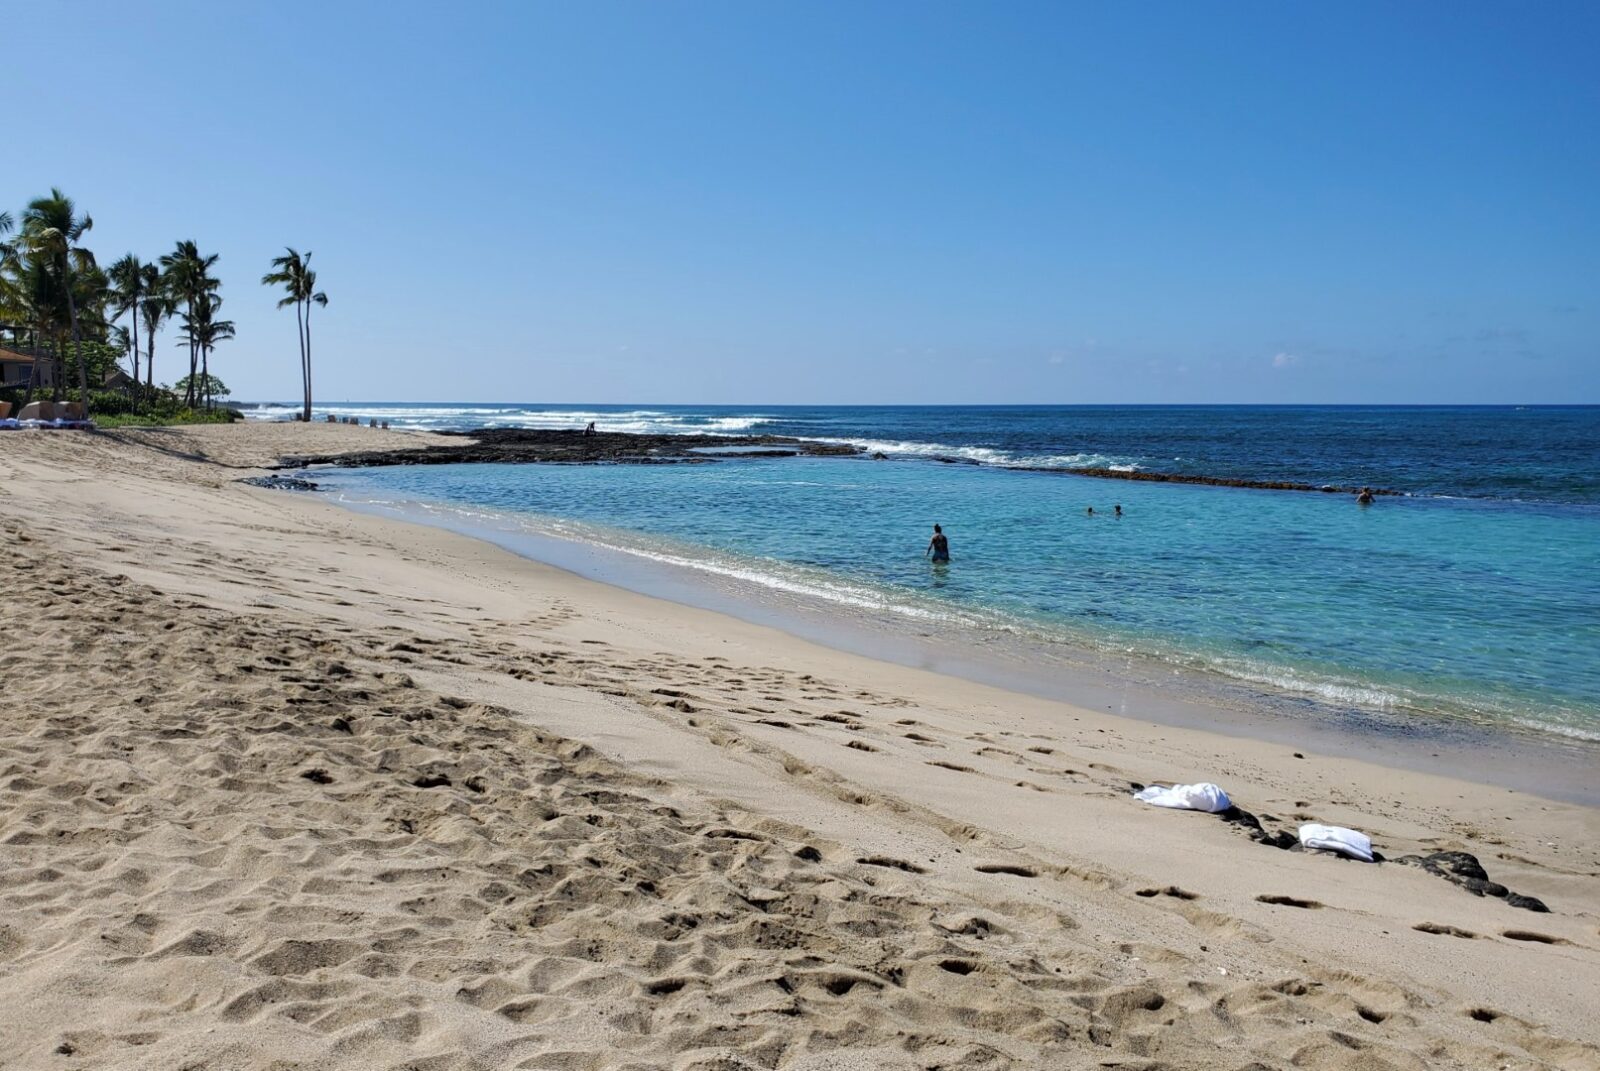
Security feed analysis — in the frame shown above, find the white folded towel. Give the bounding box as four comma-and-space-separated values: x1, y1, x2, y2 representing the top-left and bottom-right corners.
1133, 782, 1232, 813
1298, 823, 1374, 862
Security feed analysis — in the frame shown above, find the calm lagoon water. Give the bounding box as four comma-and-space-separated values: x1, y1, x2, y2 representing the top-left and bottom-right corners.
303, 404, 1600, 745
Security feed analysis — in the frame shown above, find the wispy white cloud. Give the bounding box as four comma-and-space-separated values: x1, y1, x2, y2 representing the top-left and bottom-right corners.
1272, 352, 1299, 368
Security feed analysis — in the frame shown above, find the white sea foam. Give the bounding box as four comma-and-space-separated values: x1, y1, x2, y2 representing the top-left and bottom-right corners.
1507, 717, 1600, 743
1210, 660, 1404, 710
521, 517, 970, 624
818, 437, 1139, 471
248, 403, 1147, 472
245, 404, 772, 435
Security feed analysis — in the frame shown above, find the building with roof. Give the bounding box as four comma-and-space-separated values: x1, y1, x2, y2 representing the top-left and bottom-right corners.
0, 347, 55, 389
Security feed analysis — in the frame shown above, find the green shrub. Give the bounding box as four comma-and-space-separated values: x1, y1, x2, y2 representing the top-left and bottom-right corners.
94, 408, 240, 427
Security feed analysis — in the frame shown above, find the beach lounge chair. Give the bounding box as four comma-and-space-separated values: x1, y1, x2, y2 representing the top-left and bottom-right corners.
17, 401, 53, 422
58, 402, 92, 427
0, 402, 10, 419
0, 401, 16, 430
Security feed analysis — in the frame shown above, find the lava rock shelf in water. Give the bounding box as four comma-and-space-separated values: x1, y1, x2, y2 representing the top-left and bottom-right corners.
276, 429, 861, 470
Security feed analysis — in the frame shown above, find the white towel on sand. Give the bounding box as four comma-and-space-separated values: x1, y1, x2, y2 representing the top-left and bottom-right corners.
1133, 782, 1231, 813
1298, 823, 1374, 862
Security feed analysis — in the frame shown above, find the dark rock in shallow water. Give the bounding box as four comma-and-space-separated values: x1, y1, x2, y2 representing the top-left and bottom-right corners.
241, 474, 319, 492
1397, 851, 1548, 912
1037, 466, 1404, 497
278, 428, 861, 470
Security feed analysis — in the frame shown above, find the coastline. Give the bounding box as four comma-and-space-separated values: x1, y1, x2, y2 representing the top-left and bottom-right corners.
272, 423, 1408, 495
321, 484, 1600, 806
2, 423, 1597, 1069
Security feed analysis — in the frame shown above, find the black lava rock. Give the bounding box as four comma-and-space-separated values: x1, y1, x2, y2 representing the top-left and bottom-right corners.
1397, 851, 1549, 912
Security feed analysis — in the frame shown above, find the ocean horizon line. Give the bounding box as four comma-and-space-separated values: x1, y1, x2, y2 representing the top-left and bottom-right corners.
239, 399, 1600, 410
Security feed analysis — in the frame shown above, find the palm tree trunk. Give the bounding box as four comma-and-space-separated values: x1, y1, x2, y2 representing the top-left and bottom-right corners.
130, 303, 141, 388
52, 330, 65, 403
202, 343, 211, 410
65, 271, 88, 404
20, 318, 42, 408
145, 316, 156, 396
304, 300, 314, 423
295, 299, 308, 421
21, 359, 38, 408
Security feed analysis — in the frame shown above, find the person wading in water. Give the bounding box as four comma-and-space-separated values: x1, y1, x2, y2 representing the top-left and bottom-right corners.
926, 524, 951, 563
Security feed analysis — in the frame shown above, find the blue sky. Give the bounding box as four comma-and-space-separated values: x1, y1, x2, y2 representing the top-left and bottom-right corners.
7, 1, 1597, 403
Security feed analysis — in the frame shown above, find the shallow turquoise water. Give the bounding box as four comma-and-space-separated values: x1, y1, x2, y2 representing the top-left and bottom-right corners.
321, 454, 1600, 741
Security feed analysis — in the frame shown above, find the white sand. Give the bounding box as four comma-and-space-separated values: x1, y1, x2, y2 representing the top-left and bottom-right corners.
0, 422, 1596, 1070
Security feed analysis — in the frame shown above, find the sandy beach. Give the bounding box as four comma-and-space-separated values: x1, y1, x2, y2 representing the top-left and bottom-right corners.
1, 422, 1597, 1071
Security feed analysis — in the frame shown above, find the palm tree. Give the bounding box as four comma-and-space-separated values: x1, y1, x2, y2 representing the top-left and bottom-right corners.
0, 209, 18, 343
161, 241, 220, 407
138, 265, 171, 392
302, 259, 328, 421
109, 323, 133, 378
10, 257, 65, 407
179, 292, 234, 409
262, 248, 327, 422
0, 223, 45, 404
108, 254, 150, 387
20, 190, 95, 403
262, 249, 306, 419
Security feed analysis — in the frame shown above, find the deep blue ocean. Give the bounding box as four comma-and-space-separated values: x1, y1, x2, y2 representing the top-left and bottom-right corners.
251, 403, 1600, 742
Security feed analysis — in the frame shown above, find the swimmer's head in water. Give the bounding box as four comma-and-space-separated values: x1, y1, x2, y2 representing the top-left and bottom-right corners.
933, 524, 942, 533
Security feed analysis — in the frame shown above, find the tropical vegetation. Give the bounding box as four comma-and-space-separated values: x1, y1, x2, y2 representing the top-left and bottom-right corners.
1, 188, 328, 423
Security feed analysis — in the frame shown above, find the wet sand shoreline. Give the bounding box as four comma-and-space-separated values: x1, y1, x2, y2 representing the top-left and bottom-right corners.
322, 487, 1600, 808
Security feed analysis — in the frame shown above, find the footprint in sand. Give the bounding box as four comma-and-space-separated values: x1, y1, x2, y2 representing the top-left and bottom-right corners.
857, 856, 928, 874
974, 863, 1037, 878
1256, 894, 1322, 909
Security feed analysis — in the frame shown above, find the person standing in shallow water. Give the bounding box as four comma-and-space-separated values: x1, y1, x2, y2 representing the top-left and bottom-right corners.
926, 524, 951, 563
